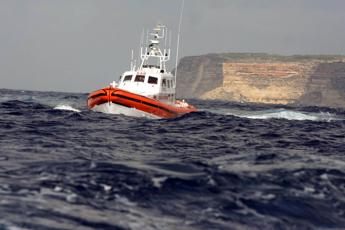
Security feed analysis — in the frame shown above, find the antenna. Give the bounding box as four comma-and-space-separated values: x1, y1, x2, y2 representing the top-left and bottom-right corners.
175, 0, 185, 78
146, 30, 149, 47
140, 29, 144, 46
130, 49, 134, 70
168, 30, 172, 48
164, 27, 168, 49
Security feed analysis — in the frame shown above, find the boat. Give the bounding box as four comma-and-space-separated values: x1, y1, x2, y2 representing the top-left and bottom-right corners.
87, 24, 196, 119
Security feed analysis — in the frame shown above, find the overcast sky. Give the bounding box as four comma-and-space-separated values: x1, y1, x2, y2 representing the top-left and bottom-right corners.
0, 0, 344, 93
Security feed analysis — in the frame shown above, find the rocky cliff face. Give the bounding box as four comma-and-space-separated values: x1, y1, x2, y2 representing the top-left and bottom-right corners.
176, 53, 345, 108
297, 62, 345, 107
176, 54, 224, 99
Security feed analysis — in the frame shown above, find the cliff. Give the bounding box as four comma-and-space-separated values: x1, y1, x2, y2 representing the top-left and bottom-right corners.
176, 53, 345, 108
176, 54, 224, 99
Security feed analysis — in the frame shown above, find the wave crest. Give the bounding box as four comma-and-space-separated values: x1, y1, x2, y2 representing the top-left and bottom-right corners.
53, 104, 81, 113
225, 109, 338, 121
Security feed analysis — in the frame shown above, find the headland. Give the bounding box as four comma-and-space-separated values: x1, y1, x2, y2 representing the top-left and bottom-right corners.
176, 53, 345, 108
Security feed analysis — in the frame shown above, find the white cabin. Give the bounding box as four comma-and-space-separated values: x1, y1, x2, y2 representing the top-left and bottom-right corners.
113, 25, 176, 104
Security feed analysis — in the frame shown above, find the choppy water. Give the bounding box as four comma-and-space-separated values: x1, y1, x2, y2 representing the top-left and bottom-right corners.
0, 88, 345, 230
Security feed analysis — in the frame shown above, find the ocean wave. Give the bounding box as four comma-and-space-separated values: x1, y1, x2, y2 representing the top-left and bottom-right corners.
234, 109, 337, 121
204, 108, 340, 121
53, 104, 81, 113
1, 89, 345, 229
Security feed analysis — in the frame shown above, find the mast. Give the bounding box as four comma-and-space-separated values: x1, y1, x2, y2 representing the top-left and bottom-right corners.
139, 25, 171, 71
175, 0, 185, 79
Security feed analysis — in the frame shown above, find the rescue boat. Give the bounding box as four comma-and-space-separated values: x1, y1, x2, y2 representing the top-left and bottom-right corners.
87, 24, 196, 119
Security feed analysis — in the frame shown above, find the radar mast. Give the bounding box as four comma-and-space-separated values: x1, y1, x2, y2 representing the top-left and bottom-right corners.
139, 25, 171, 71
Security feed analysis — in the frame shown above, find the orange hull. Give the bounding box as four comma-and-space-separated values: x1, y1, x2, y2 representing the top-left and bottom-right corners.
87, 87, 197, 119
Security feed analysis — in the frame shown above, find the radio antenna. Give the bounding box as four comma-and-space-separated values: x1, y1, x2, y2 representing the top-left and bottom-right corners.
175, 0, 185, 79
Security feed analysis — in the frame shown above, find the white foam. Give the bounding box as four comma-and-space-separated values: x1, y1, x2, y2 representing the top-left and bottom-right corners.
237, 110, 319, 121
219, 109, 339, 121
54, 105, 81, 113
204, 107, 340, 121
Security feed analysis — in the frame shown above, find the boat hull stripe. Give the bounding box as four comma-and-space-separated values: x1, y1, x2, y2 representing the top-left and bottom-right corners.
112, 93, 178, 115
87, 87, 196, 118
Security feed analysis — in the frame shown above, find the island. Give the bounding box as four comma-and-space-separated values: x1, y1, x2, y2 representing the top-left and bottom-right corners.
176, 53, 345, 108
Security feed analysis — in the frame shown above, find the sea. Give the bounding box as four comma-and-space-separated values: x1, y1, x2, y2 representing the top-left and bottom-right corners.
0, 88, 345, 230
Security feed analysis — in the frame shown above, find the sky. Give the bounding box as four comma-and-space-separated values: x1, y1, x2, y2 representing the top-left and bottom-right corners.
0, 0, 344, 93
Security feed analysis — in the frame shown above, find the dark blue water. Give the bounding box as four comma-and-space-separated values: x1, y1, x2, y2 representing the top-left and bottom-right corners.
1, 88, 345, 230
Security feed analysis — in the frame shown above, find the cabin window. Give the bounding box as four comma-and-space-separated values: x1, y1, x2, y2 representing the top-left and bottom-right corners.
162, 79, 167, 87
134, 75, 145, 82
124, 75, 132, 82
167, 80, 170, 88
148, 76, 158, 84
